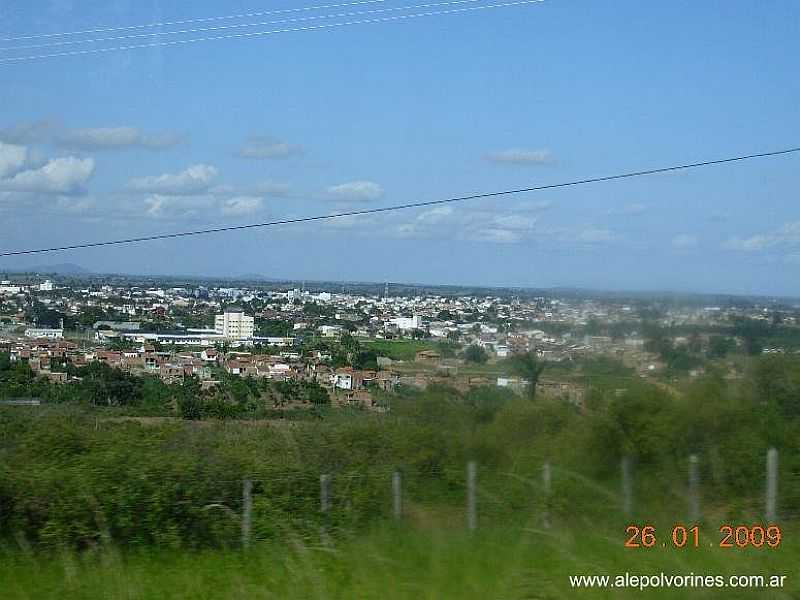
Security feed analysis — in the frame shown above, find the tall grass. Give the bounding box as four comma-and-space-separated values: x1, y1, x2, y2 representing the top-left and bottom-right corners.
1, 523, 796, 599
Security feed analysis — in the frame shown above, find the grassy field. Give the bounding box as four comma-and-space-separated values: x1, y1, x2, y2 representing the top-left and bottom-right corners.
1, 524, 796, 599
362, 339, 438, 361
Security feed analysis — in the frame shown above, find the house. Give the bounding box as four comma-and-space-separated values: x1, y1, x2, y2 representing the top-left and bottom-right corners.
200, 348, 219, 363
332, 368, 354, 390
225, 358, 258, 377
415, 350, 441, 363
160, 363, 185, 384
319, 325, 343, 338
96, 351, 123, 366
144, 354, 162, 372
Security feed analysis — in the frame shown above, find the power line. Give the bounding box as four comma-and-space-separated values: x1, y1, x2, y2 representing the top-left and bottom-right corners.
0, 0, 543, 65
1, 146, 797, 257
0, 0, 490, 52
0, 0, 390, 42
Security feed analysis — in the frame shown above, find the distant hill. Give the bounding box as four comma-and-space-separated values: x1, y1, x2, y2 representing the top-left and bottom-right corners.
2, 263, 92, 276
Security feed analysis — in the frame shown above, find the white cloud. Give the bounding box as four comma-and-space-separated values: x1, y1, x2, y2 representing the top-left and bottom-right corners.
0, 142, 28, 178
492, 214, 537, 230
389, 203, 619, 248
221, 196, 263, 216
139, 188, 271, 220
327, 180, 384, 202
57, 126, 182, 150
723, 222, 800, 253
142, 194, 215, 219
143, 195, 168, 217
416, 206, 454, 224
129, 164, 218, 195
672, 233, 698, 248
723, 235, 772, 251
470, 228, 522, 243
0, 156, 95, 194
237, 135, 303, 159
393, 208, 537, 244
394, 223, 418, 238
0, 121, 181, 150
485, 148, 554, 166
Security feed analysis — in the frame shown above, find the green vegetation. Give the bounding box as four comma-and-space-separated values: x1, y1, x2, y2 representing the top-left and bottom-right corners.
0, 356, 329, 419
1, 525, 796, 599
463, 345, 488, 364
363, 339, 438, 361
1, 355, 799, 550
2, 350, 800, 596
508, 352, 545, 398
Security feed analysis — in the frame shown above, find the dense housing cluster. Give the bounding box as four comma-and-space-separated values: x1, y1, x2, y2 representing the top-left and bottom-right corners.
2, 274, 799, 410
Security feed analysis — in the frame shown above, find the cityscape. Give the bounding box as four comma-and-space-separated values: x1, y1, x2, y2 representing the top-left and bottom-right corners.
1, 271, 796, 413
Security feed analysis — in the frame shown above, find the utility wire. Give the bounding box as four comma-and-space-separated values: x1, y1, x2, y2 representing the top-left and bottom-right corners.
0, 0, 390, 42
0, 0, 543, 64
0, 0, 489, 52
1, 147, 797, 258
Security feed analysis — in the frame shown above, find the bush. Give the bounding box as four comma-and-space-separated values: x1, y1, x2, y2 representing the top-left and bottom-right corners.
463, 345, 488, 364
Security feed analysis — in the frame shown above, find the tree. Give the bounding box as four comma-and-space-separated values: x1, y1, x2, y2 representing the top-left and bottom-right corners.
509, 352, 545, 400
175, 376, 202, 418
464, 345, 488, 364
708, 335, 736, 359
436, 341, 459, 358
411, 328, 429, 340
352, 350, 379, 370
306, 382, 330, 406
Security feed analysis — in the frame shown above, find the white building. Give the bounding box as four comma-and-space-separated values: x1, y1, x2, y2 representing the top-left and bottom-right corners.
0, 283, 22, 295
319, 325, 343, 338
252, 336, 296, 348
25, 328, 64, 339
39, 280, 54, 292
214, 308, 255, 340
388, 316, 423, 331
332, 371, 353, 390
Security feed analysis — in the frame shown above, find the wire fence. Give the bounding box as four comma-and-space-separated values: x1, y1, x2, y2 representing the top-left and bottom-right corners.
2, 447, 794, 550
223, 447, 790, 548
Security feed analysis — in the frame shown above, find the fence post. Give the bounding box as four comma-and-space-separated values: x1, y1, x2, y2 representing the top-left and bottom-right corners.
688, 454, 700, 523
542, 462, 552, 529
621, 456, 633, 518
467, 461, 477, 531
320, 474, 331, 514
392, 471, 402, 520
766, 448, 778, 522
242, 479, 252, 550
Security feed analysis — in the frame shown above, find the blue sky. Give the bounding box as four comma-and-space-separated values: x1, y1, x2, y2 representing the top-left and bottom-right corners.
0, 0, 798, 295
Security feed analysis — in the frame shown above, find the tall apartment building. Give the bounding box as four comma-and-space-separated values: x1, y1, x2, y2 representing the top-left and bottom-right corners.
214, 307, 255, 340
